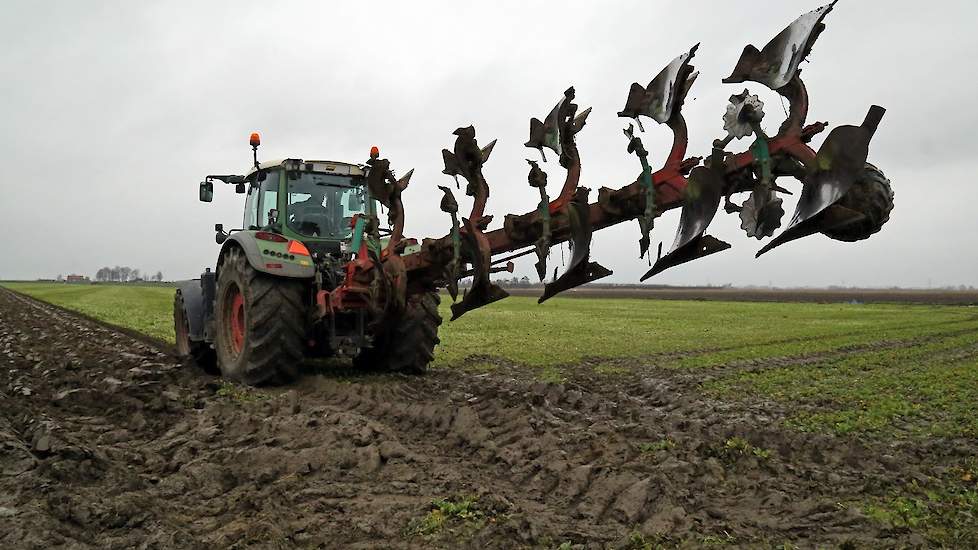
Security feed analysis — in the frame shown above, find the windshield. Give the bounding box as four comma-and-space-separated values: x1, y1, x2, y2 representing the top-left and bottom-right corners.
286, 173, 367, 239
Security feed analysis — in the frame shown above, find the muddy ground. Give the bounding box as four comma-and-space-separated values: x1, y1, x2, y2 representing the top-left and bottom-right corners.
0, 287, 972, 548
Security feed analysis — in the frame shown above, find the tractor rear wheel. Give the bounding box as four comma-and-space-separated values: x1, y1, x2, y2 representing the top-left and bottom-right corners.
214, 247, 306, 385
821, 163, 894, 242
355, 291, 442, 374
174, 290, 217, 373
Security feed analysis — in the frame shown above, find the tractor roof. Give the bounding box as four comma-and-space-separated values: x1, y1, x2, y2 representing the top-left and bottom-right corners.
246, 158, 365, 178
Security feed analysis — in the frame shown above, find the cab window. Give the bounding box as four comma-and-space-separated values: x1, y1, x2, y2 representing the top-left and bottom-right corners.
257, 171, 280, 228
287, 173, 366, 239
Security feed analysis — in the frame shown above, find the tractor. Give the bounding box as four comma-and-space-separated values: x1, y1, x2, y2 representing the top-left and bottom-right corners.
175, 1, 893, 384
174, 149, 441, 384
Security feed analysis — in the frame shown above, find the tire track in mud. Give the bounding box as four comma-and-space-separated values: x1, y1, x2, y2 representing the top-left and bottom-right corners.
1, 287, 974, 548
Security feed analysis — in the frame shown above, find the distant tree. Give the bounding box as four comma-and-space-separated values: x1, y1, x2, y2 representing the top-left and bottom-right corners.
110, 266, 121, 281
131, 268, 141, 281
57, 274, 64, 282
154, 270, 163, 282
95, 267, 110, 282
119, 266, 132, 282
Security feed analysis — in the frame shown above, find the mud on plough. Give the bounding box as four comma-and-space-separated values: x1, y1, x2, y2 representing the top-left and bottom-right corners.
387, 2, 893, 319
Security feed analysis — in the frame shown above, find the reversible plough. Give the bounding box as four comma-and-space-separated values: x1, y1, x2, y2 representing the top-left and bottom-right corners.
400, 1, 892, 319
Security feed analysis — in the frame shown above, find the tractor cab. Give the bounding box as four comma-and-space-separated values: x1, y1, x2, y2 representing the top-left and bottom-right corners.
241, 159, 373, 250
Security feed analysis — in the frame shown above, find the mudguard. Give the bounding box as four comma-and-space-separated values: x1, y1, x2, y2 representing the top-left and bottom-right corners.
218, 231, 315, 279
176, 280, 206, 341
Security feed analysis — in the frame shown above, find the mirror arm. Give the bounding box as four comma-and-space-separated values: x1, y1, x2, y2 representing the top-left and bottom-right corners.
206, 174, 246, 185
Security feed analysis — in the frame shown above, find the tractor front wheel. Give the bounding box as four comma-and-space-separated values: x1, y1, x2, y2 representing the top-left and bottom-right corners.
355, 291, 442, 374
821, 163, 894, 243
174, 290, 217, 373
214, 247, 306, 385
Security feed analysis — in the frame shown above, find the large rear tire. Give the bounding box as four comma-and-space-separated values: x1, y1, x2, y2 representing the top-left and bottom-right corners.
173, 290, 217, 373
354, 291, 442, 374
821, 163, 894, 242
214, 247, 306, 385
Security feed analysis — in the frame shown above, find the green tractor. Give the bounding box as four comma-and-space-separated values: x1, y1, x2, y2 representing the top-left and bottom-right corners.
175, 135, 442, 384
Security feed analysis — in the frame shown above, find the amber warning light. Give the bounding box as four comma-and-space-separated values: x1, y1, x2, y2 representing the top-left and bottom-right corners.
370, 146, 380, 159
250, 132, 261, 148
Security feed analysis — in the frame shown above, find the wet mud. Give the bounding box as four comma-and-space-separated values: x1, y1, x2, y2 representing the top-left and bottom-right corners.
1, 288, 970, 548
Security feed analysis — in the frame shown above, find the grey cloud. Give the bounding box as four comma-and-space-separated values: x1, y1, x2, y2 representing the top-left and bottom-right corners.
1, 0, 976, 287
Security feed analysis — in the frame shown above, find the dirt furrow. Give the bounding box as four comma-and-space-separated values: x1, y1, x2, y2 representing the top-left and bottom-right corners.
1, 287, 972, 548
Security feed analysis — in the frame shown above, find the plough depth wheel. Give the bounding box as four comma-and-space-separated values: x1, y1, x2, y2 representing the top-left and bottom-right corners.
820, 163, 894, 243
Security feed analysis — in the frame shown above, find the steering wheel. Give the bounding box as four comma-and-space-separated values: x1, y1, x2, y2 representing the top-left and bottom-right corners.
289, 203, 326, 235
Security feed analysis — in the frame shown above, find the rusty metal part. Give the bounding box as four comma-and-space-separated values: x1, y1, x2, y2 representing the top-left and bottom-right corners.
442, 125, 496, 223
539, 187, 612, 303
523, 86, 614, 301
525, 87, 590, 211
439, 125, 508, 319
365, 157, 413, 253
437, 185, 461, 301
459, 260, 514, 279
623, 124, 657, 258
450, 216, 509, 320
385, 169, 412, 251
757, 105, 886, 257
399, 12, 888, 301
712, 3, 838, 249
365, 157, 395, 205
525, 159, 551, 281
642, 147, 732, 280
723, 2, 836, 90
407, 50, 700, 283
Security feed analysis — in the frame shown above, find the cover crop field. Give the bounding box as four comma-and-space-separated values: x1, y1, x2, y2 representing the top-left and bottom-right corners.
2, 282, 977, 547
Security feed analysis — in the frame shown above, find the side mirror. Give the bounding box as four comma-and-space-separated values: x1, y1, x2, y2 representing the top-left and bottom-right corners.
215, 223, 224, 232
199, 181, 214, 202
268, 209, 279, 225
235, 183, 246, 194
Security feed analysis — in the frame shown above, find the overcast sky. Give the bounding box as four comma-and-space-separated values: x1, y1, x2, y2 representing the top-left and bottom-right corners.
2, 0, 976, 287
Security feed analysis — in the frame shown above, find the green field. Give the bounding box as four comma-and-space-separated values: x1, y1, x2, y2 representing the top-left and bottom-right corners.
2, 282, 176, 342
4, 281, 978, 543
4, 281, 978, 440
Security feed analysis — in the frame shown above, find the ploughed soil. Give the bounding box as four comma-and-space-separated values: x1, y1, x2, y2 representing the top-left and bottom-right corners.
1, 287, 972, 549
